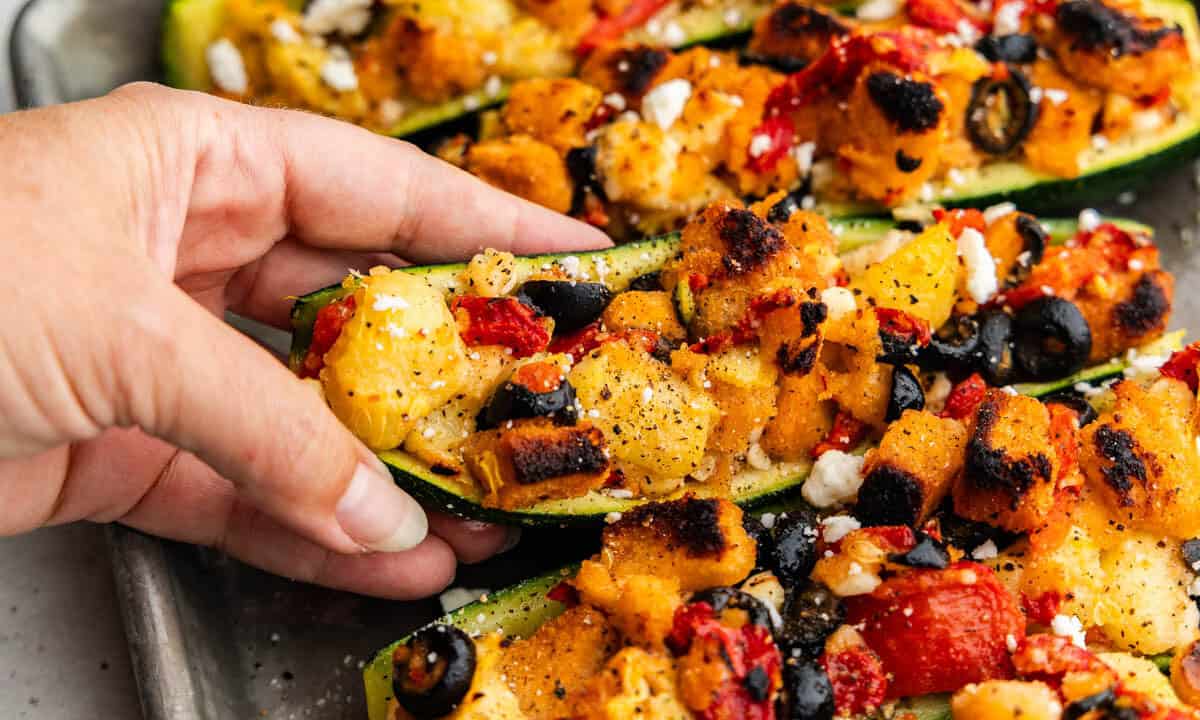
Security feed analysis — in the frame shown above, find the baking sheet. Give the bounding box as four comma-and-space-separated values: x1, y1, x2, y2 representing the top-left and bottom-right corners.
10, 0, 1200, 718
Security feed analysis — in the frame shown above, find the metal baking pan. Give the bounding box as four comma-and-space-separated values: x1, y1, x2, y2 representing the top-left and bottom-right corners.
10, 1, 1200, 718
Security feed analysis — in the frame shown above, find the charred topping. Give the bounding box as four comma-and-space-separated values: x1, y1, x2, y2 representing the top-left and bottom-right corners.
769, 2, 849, 38
719, 209, 788, 275
975, 33, 1040, 63
767, 188, 809, 224
895, 149, 923, 173
611, 496, 728, 556
965, 397, 1053, 509
801, 302, 828, 337
1114, 272, 1170, 335
866, 72, 944, 133
608, 46, 670, 96
738, 51, 809, 74
855, 465, 925, 527
1056, 0, 1182, 57
778, 338, 821, 375
509, 425, 608, 484
1092, 425, 1148, 503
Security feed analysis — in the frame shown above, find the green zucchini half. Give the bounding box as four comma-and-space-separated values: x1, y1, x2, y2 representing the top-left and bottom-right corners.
361, 563, 952, 720
289, 216, 1163, 527
819, 0, 1200, 216
161, 0, 768, 138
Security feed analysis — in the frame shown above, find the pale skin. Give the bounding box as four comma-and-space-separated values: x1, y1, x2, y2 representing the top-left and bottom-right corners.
0, 83, 611, 599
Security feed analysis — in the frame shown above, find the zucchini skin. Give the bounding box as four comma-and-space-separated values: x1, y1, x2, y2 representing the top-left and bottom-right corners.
289, 217, 1163, 528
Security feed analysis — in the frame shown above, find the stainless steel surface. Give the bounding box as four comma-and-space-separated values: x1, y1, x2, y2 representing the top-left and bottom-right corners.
8, 1, 1200, 719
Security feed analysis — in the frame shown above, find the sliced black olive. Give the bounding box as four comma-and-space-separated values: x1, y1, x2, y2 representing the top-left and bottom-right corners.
894, 220, 926, 233
739, 50, 810, 74
1182, 538, 1200, 570
476, 375, 578, 430
691, 587, 774, 630
771, 510, 820, 590
565, 146, 606, 215
975, 310, 1018, 385
1014, 214, 1049, 269
744, 513, 777, 571
779, 583, 844, 659
768, 189, 805, 224
886, 365, 926, 422
627, 271, 663, 291
1042, 391, 1098, 427
920, 316, 983, 370
392, 624, 476, 717
516, 280, 614, 335
779, 657, 836, 720
974, 33, 1039, 63
891, 531, 949, 569
895, 149, 923, 173
1013, 297, 1093, 380
1064, 687, 1117, 720
966, 67, 1038, 155
935, 504, 1021, 554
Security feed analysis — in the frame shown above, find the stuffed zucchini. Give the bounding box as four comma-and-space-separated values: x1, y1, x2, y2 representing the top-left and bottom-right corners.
441, 0, 1200, 234
365, 488, 1200, 719
161, 0, 771, 137
289, 199, 1175, 526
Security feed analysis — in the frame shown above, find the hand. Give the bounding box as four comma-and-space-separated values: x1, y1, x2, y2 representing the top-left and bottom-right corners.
0, 83, 611, 598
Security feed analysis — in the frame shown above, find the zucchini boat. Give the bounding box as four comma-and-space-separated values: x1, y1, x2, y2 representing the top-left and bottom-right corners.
161, 0, 769, 138
365, 487, 1200, 719
445, 0, 1200, 234
289, 207, 1173, 527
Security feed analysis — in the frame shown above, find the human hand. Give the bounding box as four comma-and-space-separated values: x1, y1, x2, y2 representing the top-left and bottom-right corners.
0, 83, 611, 598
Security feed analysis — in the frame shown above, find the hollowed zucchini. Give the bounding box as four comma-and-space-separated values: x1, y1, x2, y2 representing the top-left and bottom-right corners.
289, 216, 1162, 527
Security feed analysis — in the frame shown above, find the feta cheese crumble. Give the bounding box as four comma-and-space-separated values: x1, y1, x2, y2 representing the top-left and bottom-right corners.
992, 1, 1025, 35
206, 39, 249, 95
1051, 614, 1087, 648
321, 53, 359, 92
662, 21, 687, 46
642, 79, 692, 130
803, 450, 866, 508
971, 539, 999, 560
958, 227, 999, 303
372, 293, 410, 311
821, 286, 857, 321
303, 0, 373, 36
270, 19, 301, 44
820, 514, 862, 543
749, 133, 774, 158
1078, 208, 1101, 232
856, 0, 902, 21
793, 141, 817, 176
982, 201, 1017, 226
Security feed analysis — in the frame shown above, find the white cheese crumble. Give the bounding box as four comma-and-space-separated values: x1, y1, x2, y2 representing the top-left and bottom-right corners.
971, 539, 999, 560
662, 21, 687, 46
372, 293, 410, 311
1078, 208, 1101, 232
603, 92, 627, 111
642, 79, 692, 130
481, 50, 498, 66
558, 255, 582, 278
1051, 614, 1087, 648
270, 19, 301, 44
1091, 134, 1109, 151
760, 512, 778, 530
856, 0, 902, 21
321, 54, 359, 92
604, 488, 634, 499
793, 141, 817, 176
723, 8, 743, 26
749, 133, 774, 158
802, 451, 865, 508
439, 587, 489, 613
1123, 351, 1169, 379
947, 168, 967, 187
1043, 88, 1069, 105
821, 286, 857, 321
1132, 109, 1164, 134
958, 227, 999, 304
992, 1, 1025, 35
484, 75, 503, 98
983, 201, 1017, 226
820, 514, 862, 543
747, 443, 773, 471
1006, 633, 1019, 652
641, 386, 655, 403
378, 99, 405, 125
605, 511, 623, 524
206, 39, 249, 95
303, 0, 373, 36
1029, 86, 1044, 105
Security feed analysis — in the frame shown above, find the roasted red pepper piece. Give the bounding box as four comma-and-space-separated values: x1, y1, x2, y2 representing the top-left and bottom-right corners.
1160, 342, 1200, 393
300, 294, 356, 379
546, 580, 580, 607
933, 208, 987, 238
577, 0, 672, 54
1019, 590, 1063, 626
905, 0, 986, 34
746, 115, 797, 174
940, 373, 988, 420
812, 410, 870, 458
821, 647, 888, 716
844, 562, 1025, 698
875, 307, 933, 348
1010, 633, 1110, 686
452, 296, 551, 358
548, 322, 605, 363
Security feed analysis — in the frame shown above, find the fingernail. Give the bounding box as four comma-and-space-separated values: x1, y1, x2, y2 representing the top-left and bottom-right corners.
336, 458, 427, 552
499, 527, 522, 554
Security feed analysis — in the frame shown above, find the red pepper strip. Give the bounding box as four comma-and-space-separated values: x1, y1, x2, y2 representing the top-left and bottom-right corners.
940, 373, 987, 421
812, 410, 870, 458
821, 647, 888, 716
1019, 590, 1062, 626
746, 115, 797, 174
1011, 633, 1110, 685
875, 307, 933, 346
576, 0, 671, 55
1046, 402, 1081, 478
690, 287, 811, 355
548, 322, 605, 363
1160, 342, 1200, 393
546, 581, 580, 607
452, 296, 551, 358
933, 208, 987, 238
905, 0, 986, 35
300, 295, 356, 379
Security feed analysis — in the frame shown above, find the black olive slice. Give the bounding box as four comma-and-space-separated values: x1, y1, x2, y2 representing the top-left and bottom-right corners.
891, 532, 950, 569
779, 657, 836, 720
1184, 538, 1200, 570
565, 146, 606, 215
739, 50, 810, 74
691, 587, 775, 630
1014, 214, 1049, 269
392, 624, 477, 717
476, 374, 579, 430
768, 190, 805, 224
779, 583, 844, 659
516, 280, 614, 335
1041, 391, 1098, 427
975, 310, 1018, 385
627, 271, 663, 291
974, 33, 1039, 63
935, 504, 1021, 554
966, 67, 1038, 155
893, 220, 926, 233
744, 513, 777, 571
920, 316, 983, 370
1064, 687, 1117, 720
1013, 297, 1093, 380
771, 510, 820, 590
886, 365, 926, 422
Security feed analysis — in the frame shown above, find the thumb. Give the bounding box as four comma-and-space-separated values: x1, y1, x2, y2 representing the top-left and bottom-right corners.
127, 284, 427, 555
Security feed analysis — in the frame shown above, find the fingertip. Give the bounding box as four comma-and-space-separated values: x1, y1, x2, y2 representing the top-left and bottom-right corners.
335, 457, 428, 553
426, 513, 520, 565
